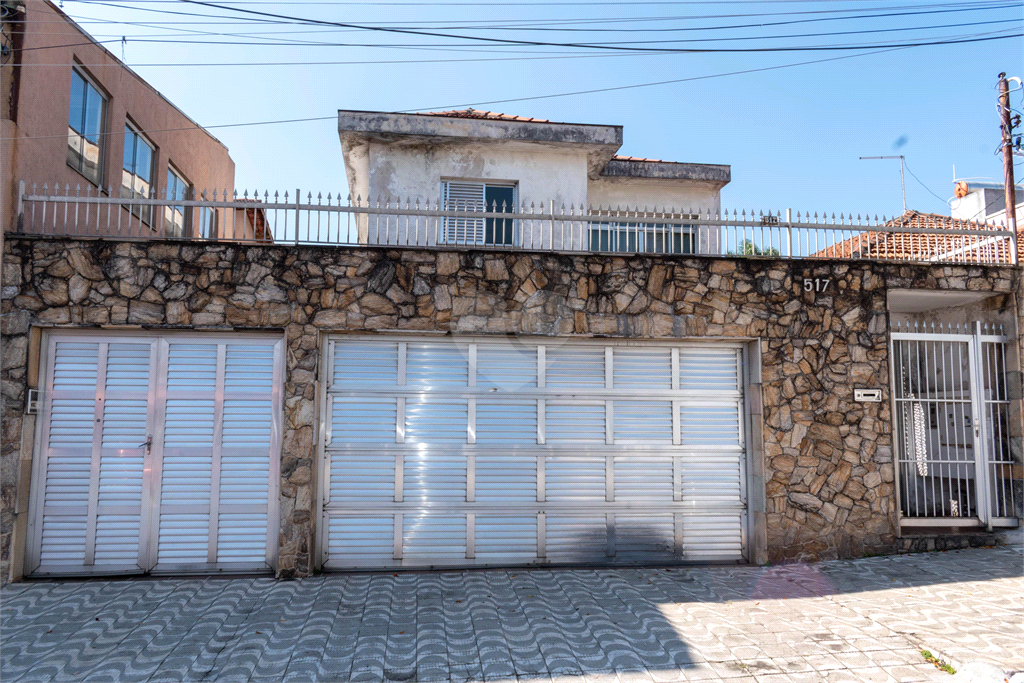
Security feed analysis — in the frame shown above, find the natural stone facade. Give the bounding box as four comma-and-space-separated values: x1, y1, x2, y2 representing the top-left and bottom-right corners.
1, 236, 1020, 581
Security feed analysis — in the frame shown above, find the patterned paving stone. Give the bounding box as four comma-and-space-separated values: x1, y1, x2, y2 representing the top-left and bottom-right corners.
2, 546, 1022, 682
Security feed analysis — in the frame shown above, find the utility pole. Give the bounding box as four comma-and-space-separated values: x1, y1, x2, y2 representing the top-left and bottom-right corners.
860, 155, 906, 213
997, 73, 1017, 233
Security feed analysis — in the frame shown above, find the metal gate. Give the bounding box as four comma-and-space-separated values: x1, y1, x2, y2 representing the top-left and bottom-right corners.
27, 331, 284, 576
891, 322, 1019, 529
317, 335, 750, 569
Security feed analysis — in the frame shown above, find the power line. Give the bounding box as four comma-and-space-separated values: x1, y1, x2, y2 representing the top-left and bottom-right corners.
72, 18, 1023, 43
72, 0, 1022, 53
0, 43, 922, 142
59, 1, 1019, 31
904, 161, 951, 204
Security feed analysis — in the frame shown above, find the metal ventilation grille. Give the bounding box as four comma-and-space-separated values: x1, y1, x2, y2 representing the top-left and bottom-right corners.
546, 346, 605, 387
225, 344, 275, 390
614, 347, 671, 389
404, 453, 466, 503
331, 397, 397, 443
158, 513, 209, 562
405, 399, 467, 443
545, 456, 605, 501
105, 343, 151, 389
474, 516, 537, 559
477, 344, 536, 389
475, 456, 536, 502
167, 343, 217, 389
330, 455, 395, 503
545, 515, 606, 562
615, 515, 675, 560
52, 342, 98, 389
476, 400, 536, 444
402, 513, 466, 560
218, 513, 267, 563
407, 343, 469, 386
333, 341, 398, 386
614, 401, 672, 443
614, 458, 673, 502
94, 515, 140, 565
680, 348, 741, 391
327, 516, 393, 562
680, 404, 741, 446
546, 402, 605, 443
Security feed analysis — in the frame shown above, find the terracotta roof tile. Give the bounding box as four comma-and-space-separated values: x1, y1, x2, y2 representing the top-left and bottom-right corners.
812, 210, 1019, 263
612, 155, 678, 164
418, 109, 551, 122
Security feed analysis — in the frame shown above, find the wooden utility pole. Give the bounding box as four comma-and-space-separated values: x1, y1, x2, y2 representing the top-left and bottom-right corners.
997, 73, 1017, 233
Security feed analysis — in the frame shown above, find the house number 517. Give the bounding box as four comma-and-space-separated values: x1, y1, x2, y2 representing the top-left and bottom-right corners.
803, 278, 831, 293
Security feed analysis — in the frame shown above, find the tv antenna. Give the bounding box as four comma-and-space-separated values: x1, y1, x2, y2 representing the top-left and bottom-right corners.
860, 155, 906, 212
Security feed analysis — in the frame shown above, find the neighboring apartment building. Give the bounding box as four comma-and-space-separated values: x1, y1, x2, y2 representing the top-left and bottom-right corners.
0, 0, 235, 238
951, 180, 1023, 226
1, 106, 1021, 584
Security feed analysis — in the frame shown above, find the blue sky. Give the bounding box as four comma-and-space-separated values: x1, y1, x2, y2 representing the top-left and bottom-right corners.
63, 0, 1023, 216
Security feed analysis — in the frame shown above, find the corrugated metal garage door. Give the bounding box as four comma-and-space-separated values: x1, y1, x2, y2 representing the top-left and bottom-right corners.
320, 335, 748, 568
27, 332, 283, 576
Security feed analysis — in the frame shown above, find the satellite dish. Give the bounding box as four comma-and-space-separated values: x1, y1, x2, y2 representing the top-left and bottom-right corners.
954, 181, 970, 199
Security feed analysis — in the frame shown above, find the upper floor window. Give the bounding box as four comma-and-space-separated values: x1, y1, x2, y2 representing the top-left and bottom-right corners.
122, 122, 155, 224
67, 69, 106, 186
442, 180, 516, 246
164, 165, 189, 237
589, 222, 695, 255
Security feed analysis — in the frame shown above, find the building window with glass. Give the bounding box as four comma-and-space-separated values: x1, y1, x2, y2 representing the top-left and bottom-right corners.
441, 180, 516, 246
164, 165, 190, 237
122, 123, 156, 224
589, 222, 695, 254
67, 69, 106, 186
197, 206, 216, 239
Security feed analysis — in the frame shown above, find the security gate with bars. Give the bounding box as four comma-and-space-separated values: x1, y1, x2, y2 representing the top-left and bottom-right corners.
891, 323, 1019, 529
27, 331, 283, 576
318, 335, 750, 568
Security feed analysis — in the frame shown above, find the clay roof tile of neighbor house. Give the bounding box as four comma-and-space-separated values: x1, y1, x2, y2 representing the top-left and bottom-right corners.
611, 155, 678, 164
812, 210, 1020, 262
420, 109, 552, 122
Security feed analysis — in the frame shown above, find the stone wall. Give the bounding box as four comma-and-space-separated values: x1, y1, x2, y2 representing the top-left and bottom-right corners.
1, 236, 1020, 581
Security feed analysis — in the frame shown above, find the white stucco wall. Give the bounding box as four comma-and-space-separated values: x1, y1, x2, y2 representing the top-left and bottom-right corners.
348, 139, 592, 247
344, 137, 726, 253
587, 176, 721, 212
587, 177, 723, 255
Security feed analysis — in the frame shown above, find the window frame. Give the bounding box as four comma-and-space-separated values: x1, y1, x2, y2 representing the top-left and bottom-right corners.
163, 163, 191, 238
121, 119, 157, 225
66, 66, 108, 187
441, 179, 518, 247
588, 222, 696, 255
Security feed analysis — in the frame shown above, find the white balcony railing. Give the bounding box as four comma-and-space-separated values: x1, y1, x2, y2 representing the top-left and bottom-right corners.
12, 182, 1020, 266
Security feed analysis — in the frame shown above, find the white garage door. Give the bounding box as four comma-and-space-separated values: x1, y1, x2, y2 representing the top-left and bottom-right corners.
320, 335, 749, 569
27, 332, 283, 576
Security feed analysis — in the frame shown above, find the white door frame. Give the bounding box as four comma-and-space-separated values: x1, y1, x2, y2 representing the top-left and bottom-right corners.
891, 323, 1018, 531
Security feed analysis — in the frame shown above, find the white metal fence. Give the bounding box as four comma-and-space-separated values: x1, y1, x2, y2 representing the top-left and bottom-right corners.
14, 182, 1020, 265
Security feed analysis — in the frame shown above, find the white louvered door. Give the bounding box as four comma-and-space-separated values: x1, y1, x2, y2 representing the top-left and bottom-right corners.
321, 335, 749, 569
28, 332, 283, 577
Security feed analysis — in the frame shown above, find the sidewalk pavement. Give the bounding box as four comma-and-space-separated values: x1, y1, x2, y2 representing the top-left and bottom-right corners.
2, 545, 1021, 683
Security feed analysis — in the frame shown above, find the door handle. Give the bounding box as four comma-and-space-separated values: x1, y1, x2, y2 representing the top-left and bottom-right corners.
139, 435, 152, 454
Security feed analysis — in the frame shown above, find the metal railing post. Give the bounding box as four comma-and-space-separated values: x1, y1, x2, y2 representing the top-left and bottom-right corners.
295, 188, 301, 246
785, 208, 792, 258
16, 180, 25, 232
